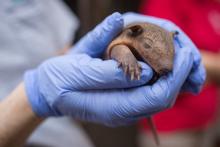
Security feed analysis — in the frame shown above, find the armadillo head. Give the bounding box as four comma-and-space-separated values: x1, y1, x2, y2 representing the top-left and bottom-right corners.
123, 23, 175, 76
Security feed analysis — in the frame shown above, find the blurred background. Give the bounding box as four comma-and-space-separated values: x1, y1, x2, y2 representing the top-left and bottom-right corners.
63, 0, 141, 41
1, 0, 220, 147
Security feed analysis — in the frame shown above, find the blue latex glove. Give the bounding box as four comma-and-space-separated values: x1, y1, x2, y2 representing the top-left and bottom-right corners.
24, 12, 197, 126
24, 12, 152, 120
123, 12, 206, 93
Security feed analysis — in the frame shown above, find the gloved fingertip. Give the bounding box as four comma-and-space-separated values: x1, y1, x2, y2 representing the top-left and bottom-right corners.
138, 61, 154, 82
103, 12, 124, 32
189, 64, 206, 86
175, 30, 202, 70
110, 12, 123, 21
70, 12, 124, 57
184, 85, 202, 94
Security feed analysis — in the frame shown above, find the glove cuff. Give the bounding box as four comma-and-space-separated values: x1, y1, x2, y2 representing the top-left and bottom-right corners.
24, 70, 51, 117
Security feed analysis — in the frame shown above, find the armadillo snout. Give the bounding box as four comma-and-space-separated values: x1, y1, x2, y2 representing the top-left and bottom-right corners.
156, 59, 173, 75
158, 68, 171, 76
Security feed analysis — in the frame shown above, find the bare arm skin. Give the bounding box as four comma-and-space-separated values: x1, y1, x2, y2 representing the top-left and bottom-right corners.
0, 45, 70, 147
0, 83, 44, 147
201, 50, 220, 85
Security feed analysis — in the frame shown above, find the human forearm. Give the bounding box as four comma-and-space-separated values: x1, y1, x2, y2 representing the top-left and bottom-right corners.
0, 83, 43, 147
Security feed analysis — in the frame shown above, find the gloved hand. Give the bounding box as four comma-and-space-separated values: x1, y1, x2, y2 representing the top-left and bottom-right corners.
123, 12, 206, 93
24, 12, 197, 126
24, 12, 152, 120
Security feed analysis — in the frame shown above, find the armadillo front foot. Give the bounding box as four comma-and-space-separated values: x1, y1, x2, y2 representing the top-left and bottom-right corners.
111, 44, 142, 80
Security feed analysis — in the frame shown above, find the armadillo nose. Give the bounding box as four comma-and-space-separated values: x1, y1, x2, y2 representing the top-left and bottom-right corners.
158, 59, 173, 75
159, 68, 171, 76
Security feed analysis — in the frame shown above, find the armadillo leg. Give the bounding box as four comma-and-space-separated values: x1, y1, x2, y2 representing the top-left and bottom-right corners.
110, 44, 142, 80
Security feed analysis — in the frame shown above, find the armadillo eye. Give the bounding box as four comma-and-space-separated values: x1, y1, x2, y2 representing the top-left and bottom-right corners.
143, 43, 151, 49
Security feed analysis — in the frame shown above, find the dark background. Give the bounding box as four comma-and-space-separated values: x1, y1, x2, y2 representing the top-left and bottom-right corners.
64, 0, 141, 40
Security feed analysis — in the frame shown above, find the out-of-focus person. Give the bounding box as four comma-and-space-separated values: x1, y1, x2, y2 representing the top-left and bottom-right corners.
138, 0, 220, 147
0, 0, 93, 146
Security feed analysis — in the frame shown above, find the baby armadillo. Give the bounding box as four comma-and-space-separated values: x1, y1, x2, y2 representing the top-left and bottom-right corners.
105, 22, 176, 80
104, 22, 177, 146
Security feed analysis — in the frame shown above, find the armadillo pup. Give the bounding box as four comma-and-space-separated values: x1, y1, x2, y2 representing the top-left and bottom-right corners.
104, 22, 176, 81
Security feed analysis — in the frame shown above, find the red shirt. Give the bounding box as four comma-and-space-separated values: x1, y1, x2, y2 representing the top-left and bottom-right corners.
140, 0, 220, 132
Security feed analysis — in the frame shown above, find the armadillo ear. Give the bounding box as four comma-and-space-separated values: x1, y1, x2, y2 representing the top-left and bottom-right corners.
127, 25, 143, 37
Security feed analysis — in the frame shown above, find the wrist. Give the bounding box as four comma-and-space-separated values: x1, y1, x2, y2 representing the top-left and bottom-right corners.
4, 83, 44, 122
0, 83, 43, 147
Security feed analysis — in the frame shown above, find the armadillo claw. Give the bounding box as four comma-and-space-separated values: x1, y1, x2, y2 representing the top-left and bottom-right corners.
130, 69, 135, 80
123, 64, 129, 76
123, 62, 142, 80
135, 64, 142, 80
